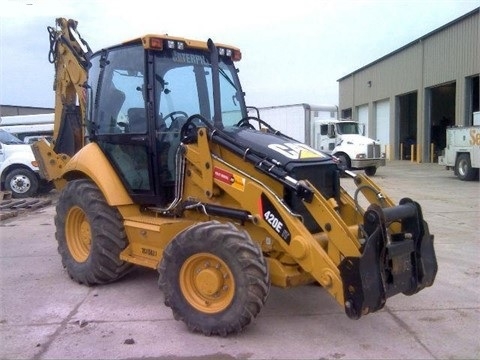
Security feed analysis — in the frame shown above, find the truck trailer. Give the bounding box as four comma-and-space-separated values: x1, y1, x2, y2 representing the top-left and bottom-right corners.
0, 114, 54, 143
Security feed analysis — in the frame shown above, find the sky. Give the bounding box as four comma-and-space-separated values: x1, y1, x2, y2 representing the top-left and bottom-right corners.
0, 0, 478, 110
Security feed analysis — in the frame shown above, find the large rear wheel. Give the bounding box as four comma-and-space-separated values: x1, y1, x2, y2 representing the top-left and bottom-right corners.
158, 221, 270, 336
55, 179, 132, 285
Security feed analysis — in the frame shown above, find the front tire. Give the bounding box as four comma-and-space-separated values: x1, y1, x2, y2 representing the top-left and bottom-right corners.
55, 179, 132, 285
158, 221, 270, 336
5, 168, 39, 198
336, 153, 350, 172
364, 166, 377, 176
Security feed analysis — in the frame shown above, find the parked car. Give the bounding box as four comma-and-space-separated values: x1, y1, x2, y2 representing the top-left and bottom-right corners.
0, 129, 43, 198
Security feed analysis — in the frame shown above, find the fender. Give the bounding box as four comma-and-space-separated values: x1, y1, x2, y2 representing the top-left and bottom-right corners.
64, 142, 133, 206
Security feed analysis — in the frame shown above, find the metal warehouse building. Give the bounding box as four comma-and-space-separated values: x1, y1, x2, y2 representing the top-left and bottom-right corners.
338, 7, 479, 162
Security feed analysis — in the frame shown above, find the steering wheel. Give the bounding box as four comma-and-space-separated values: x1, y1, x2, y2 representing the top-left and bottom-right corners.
236, 117, 258, 130
163, 111, 188, 124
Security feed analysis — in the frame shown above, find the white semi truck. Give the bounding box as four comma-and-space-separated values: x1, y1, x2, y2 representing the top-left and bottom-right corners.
438, 124, 480, 181
248, 103, 385, 176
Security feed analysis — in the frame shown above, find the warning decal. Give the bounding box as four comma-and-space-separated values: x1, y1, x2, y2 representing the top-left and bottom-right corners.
213, 167, 245, 191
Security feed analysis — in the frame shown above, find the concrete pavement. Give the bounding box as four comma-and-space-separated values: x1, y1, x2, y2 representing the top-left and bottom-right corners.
0, 161, 479, 359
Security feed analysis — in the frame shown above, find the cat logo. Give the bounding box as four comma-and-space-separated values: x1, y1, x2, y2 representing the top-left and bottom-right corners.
268, 142, 326, 160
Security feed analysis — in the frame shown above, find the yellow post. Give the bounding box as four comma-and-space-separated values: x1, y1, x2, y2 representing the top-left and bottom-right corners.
400, 143, 404, 160
416, 143, 422, 163
430, 143, 435, 163
410, 144, 415, 162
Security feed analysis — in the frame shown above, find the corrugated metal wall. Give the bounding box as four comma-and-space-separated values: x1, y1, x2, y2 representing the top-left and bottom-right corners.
338, 44, 424, 111
423, 14, 479, 87
338, 8, 479, 162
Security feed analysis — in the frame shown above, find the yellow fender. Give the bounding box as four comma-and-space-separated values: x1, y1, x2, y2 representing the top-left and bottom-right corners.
64, 143, 133, 206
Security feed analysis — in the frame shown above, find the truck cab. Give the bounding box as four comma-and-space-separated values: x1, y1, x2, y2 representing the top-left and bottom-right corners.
314, 119, 385, 176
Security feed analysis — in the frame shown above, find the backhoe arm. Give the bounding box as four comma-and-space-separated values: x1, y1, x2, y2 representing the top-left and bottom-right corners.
33, 18, 92, 183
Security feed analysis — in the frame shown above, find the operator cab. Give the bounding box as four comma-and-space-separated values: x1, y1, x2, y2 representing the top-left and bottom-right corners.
87, 38, 246, 205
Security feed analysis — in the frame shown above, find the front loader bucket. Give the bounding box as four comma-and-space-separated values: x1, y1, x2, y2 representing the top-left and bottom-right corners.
339, 198, 437, 319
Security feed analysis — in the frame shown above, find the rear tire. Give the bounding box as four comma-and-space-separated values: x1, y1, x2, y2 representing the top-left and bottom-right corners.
455, 154, 479, 181
55, 179, 132, 285
158, 221, 270, 336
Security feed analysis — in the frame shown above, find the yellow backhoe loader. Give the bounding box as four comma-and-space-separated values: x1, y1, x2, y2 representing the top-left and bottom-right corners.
33, 18, 437, 336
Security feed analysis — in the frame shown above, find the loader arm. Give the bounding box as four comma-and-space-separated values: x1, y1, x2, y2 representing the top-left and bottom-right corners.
32, 18, 92, 184
180, 125, 437, 319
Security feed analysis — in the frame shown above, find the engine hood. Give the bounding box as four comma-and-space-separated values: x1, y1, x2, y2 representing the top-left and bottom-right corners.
339, 134, 377, 145
215, 126, 341, 215
222, 126, 332, 166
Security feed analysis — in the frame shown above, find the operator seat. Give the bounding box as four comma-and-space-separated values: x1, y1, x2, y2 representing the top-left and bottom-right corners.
104, 87, 125, 131
127, 108, 146, 133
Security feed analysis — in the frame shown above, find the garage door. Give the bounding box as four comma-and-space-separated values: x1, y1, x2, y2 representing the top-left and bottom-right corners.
375, 99, 390, 145
357, 104, 369, 136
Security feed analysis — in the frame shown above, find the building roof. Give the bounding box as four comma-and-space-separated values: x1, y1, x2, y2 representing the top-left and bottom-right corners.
337, 7, 479, 82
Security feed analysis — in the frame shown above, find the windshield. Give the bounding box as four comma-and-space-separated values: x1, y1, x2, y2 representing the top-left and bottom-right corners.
88, 45, 247, 136
154, 49, 246, 127
0, 129, 24, 144
336, 122, 360, 135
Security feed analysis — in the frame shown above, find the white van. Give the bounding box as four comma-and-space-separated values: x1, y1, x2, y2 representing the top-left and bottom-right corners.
0, 129, 42, 198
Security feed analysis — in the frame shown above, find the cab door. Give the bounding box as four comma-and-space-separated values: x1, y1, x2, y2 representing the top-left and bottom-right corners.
318, 124, 336, 152
89, 45, 166, 205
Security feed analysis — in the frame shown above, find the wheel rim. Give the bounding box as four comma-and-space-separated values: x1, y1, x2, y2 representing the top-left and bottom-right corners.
65, 206, 92, 263
337, 155, 348, 170
458, 159, 468, 176
180, 253, 235, 314
9, 174, 31, 193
